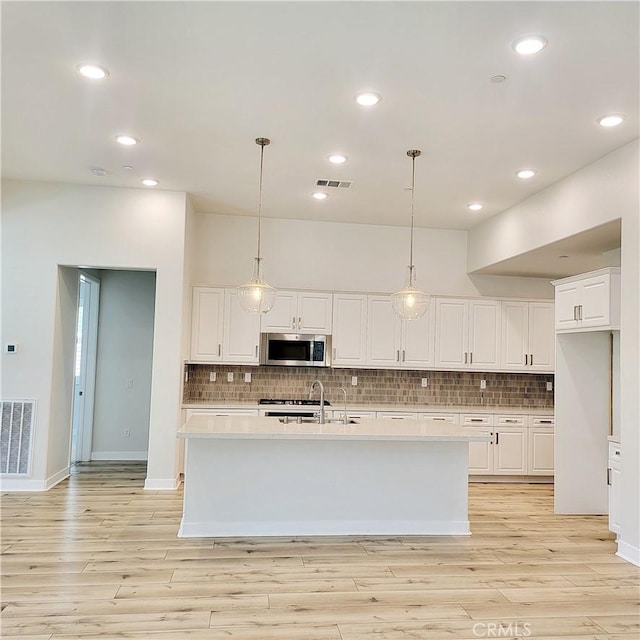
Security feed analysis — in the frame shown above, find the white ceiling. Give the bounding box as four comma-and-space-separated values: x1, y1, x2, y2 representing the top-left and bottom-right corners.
1, 1, 637, 268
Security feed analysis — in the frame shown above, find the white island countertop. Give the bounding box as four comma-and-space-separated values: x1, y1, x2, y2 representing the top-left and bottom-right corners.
178, 414, 492, 442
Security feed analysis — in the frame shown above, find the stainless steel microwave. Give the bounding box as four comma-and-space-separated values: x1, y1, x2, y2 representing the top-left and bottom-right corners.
260, 333, 331, 367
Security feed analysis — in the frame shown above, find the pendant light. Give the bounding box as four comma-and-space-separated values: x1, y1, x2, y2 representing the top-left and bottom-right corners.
237, 137, 277, 314
391, 149, 429, 320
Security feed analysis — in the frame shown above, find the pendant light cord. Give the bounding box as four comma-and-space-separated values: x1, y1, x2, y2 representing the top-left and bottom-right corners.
407, 149, 421, 277
255, 137, 270, 261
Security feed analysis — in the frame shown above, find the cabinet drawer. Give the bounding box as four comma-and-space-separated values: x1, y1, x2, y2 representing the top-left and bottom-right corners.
419, 413, 459, 424
376, 411, 418, 420
530, 416, 555, 427
461, 414, 493, 426
496, 415, 525, 427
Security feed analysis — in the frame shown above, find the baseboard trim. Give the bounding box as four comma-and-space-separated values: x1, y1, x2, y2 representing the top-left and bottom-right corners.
616, 539, 640, 567
46, 467, 70, 489
0, 476, 47, 491
91, 451, 148, 461
144, 476, 180, 491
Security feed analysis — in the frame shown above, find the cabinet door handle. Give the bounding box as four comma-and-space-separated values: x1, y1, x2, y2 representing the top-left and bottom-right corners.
525, 354, 528, 365
573, 305, 578, 321
298, 317, 302, 330
255, 345, 258, 357
218, 344, 221, 356
402, 350, 405, 362
396, 350, 400, 362
464, 352, 468, 364
607, 468, 611, 486
579, 305, 583, 321
469, 352, 473, 364
333, 347, 336, 360
292, 317, 296, 329
495, 432, 499, 444
615, 450, 621, 456
530, 354, 534, 366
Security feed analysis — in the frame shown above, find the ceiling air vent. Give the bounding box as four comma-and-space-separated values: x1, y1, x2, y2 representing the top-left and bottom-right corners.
316, 179, 352, 189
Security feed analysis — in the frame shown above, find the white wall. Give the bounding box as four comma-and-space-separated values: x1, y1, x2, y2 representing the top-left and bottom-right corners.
1, 180, 187, 490
466, 139, 640, 565
467, 141, 638, 272
91, 270, 156, 460
193, 214, 554, 299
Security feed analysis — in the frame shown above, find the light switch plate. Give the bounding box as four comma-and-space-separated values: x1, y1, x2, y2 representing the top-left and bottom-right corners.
421, 378, 428, 387
480, 379, 486, 390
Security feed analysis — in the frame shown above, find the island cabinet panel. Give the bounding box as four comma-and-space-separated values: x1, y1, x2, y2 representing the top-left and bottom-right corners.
528, 427, 554, 475
332, 294, 368, 366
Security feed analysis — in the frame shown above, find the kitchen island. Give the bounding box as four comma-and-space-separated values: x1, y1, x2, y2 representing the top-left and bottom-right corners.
177, 415, 492, 537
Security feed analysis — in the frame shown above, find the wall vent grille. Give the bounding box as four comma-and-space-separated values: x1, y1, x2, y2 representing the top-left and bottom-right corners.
1, 401, 35, 475
316, 179, 352, 189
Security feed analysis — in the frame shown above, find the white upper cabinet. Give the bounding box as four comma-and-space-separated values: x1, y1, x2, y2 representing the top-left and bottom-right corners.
501, 301, 554, 372
434, 298, 500, 370
190, 287, 224, 362
223, 290, 261, 363
190, 287, 260, 364
552, 268, 620, 332
365, 295, 434, 369
262, 291, 332, 334
332, 294, 368, 367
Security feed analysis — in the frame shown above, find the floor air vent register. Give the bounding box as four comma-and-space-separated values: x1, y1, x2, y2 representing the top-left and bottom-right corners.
1, 401, 34, 475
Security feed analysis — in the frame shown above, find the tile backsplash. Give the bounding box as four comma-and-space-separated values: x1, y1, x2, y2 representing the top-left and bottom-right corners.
183, 365, 554, 408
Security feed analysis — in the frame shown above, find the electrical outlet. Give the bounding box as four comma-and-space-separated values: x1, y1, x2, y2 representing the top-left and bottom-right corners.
244, 372, 251, 383
421, 377, 428, 388
209, 372, 216, 382
351, 376, 358, 386
546, 381, 553, 391
123, 429, 130, 438
480, 379, 486, 390
227, 372, 234, 382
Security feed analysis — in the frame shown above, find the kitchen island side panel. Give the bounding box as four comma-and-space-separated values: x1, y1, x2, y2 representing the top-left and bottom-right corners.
179, 438, 470, 536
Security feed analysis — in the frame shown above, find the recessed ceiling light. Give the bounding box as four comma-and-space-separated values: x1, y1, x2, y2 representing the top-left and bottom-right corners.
490, 75, 507, 83
76, 63, 109, 80
356, 92, 381, 107
328, 154, 347, 164
516, 169, 537, 179
598, 114, 625, 128
559, 255, 569, 259
312, 192, 328, 200
467, 202, 484, 211
122, 165, 134, 170
142, 178, 159, 187
90, 167, 106, 176
512, 35, 548, 55
115, 135, 139, 146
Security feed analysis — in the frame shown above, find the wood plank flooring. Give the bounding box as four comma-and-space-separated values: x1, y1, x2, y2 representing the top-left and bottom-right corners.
1, 462, 638, 639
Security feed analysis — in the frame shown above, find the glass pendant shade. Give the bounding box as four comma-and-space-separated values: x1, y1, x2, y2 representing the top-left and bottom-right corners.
238, 257, 276, 314
392, 265, 429, 320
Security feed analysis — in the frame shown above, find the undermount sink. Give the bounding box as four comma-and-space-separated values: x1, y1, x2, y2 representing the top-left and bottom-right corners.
278, 417, 358, 425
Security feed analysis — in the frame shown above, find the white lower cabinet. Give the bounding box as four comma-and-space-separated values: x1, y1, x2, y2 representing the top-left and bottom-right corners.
528, 428, 554, 475
494, 427, 528, 475
185, 409, 259, 419
608, 442, 622, 535
419, 412, 459, 424
376, 411, 418, 420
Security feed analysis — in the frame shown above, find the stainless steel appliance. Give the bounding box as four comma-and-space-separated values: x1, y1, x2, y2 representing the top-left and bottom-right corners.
258, 398, 331, 420
260, 333, 331, 367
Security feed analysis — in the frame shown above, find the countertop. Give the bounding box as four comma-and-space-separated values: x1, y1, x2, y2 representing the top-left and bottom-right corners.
178, 414, 494, 442
182, 402, 553, 415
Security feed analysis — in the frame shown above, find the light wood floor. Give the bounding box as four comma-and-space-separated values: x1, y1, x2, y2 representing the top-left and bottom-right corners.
1, 462, 638, 639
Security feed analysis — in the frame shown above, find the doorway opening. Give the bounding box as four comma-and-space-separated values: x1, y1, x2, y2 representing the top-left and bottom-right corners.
71, 273, 100, 464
